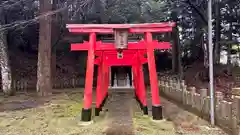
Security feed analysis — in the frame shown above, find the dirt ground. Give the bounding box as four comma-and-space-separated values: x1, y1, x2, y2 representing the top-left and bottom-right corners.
0, 89, 227, 135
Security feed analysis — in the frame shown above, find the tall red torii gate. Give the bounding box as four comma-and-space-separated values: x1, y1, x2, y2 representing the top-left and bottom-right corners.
66, 22, 176, 122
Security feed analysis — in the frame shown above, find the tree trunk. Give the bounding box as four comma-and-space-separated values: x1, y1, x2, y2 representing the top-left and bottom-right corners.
51, 52, 56, 86
0, 7, 13, 96
0, 31, 13, 95
37, 0, 52, 96
51, 0, 58, 87
202, 32, 209, 68
63, 0, 70, 23
214, 0, 221, 64
226, 6, 233, 74
172, 28, 177, 73
171, 10, 181, 74
227, 20, 233, 74
172, 27, 181, 74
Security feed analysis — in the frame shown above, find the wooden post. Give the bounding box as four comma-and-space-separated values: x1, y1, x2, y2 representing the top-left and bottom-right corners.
169, 79, 173, 96
136, 51, 148, 115
95, 52, 103, 116
133, 54, 143, 112
113, 74, 117, 87
131, 69, 134, 87
133, 64, 140, 101
215, 91, 223, 119
145, 32, 162, 120
104, 65, 109, 97
232, 96, 240, 135
81, 32, 96, 122
132, 66, 138, 91
165, 81, 169, 95
180, 80, 185, 103
109, 67, 111, 87
200, 89, 208, 114
182, 84, 187, 105
99, 57, 109, 113
190, 87, 196, 107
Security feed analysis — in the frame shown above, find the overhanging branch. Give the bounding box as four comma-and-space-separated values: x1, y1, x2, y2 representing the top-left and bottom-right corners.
184, 0, 207, 24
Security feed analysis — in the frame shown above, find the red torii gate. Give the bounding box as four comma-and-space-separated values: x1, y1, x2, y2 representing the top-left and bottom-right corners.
66, 22, 175, 122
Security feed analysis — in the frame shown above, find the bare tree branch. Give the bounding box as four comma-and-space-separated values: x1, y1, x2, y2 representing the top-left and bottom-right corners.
184, 0, 207, 24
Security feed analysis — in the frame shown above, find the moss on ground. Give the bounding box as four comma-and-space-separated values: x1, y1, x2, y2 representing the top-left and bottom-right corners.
0, 90, 228, 135
0, 91, 108, 135
133, 111, 176, 135
49, 102, 83, 118
38, 92, 84, 118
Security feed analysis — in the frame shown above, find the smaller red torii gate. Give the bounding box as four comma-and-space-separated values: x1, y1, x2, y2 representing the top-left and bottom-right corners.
66, 22, 175, 122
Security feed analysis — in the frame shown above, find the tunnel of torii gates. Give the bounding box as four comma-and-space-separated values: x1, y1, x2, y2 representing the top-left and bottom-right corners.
66, 22, 176, 122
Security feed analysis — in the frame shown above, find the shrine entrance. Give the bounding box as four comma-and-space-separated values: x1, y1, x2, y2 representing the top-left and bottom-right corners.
66, 22, 175, 122
110, 66, 133, 88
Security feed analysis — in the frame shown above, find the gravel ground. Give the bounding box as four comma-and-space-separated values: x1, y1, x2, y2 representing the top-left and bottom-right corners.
0, 89, 228, 135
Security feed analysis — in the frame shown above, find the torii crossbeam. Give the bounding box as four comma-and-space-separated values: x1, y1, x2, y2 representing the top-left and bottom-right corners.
66, 22, 176, 122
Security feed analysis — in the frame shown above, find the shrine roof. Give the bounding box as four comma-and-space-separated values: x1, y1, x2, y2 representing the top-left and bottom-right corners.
66, 22, 175, 29
66, 22, 176, 33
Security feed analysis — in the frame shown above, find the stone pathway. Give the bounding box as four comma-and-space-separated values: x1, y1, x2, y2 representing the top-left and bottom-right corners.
104, 88, 135, 135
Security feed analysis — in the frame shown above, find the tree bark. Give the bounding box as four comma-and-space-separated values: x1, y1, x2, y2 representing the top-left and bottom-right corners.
0, 7, 13, 96
203, 33, 209, 68
51, 0, 59, 87
51, 52, 56, 87
171, 9, 181, 74
172, 27, 181, 73
226, 5, 233, 74
37, 0, 52, 96
227, 19, 233, 74
0, 31, 12, 95
214, 0, 221, 64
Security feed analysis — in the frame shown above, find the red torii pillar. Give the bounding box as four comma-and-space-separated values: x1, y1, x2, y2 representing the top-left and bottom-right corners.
95, 52, 109, 116
66, 22, 175, 122
145, 32, 162, 119
81, 32, 96, 121
132, 51, 148, 115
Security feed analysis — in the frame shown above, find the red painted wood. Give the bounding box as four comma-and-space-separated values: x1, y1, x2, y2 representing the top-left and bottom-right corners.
83, 32, 96, 109
96, 54, 103, 108
69, 28, 113, 33
100, 54, 106, 104
145, 32, 160, 106
104, 64, 109, 97
94, 50, 138, 56
132, 52, 147, 106
94, 50, 147, 66
95, 59, 146, 66
66, 22, 175, 29
132, 57, 139, 99
71, 41, 171, 51
129, 27, 172, 33
136, 51, 147, 106
104, 59, 134, 66
68, 27, 173, 33
132, 66, 138, 93
66, 22, 175, 113
94, 57, 101, 65
133, 66, 138, 97
95, 50, 144, 56
139, 55, 148, 64
99, 55, 108, 100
